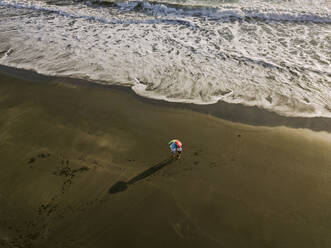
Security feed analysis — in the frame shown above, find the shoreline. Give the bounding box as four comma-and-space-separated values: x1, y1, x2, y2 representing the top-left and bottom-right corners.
0, 64, 330, 133
1, 64, 331, 247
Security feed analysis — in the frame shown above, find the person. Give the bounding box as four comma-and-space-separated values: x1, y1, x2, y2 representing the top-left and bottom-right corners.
168, 139, 183, 159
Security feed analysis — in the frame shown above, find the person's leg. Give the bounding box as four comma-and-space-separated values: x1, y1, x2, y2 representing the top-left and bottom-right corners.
176, 150, 182, 159
170, 147, 177, 158
176, 147, 182, 159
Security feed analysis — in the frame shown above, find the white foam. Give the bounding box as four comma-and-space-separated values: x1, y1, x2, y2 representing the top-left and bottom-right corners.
1, 0, 330, 24
0, 0, 330, 118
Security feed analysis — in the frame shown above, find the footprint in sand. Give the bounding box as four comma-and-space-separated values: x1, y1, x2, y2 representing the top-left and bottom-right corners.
28, 153, 51, 164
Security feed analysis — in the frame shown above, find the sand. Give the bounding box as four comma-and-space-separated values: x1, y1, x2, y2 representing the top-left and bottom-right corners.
0, 66, 331, 248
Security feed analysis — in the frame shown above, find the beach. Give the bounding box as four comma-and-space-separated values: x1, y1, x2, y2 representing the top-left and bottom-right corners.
1, 67, 331, 248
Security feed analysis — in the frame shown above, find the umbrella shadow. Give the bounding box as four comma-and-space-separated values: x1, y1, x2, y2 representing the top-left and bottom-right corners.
108, 156, 174, 194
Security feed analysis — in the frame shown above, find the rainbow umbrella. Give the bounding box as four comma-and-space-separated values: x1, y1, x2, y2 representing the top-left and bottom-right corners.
169, 139, 182, 147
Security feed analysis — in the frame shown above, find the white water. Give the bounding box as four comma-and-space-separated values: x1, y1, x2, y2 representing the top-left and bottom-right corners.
0, 0, 330, 117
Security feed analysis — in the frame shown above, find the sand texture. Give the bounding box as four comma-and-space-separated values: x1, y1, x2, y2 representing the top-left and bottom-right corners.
0, 69, 331, 248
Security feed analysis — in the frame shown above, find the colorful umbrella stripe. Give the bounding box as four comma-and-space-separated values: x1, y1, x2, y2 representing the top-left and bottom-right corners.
169, 139, 182, 147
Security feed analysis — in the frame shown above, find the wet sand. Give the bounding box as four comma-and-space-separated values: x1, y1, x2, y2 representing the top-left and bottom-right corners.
0, 67, 331, 248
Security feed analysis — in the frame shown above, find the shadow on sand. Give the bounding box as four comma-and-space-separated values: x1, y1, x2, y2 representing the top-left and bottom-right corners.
109, 157, 174, 194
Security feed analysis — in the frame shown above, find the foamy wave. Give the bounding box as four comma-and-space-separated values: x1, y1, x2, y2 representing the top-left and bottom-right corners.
1, 0, 331, 24
0, 0, 330, 118
117, 1, 331, 23
0, 0, 194, 26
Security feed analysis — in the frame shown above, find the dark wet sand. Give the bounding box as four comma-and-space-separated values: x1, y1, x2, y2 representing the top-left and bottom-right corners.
1, 64, 330, 133
0, 67, 331, 248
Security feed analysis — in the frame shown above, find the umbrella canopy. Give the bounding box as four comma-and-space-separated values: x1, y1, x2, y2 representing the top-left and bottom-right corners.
169, 139, 182, 147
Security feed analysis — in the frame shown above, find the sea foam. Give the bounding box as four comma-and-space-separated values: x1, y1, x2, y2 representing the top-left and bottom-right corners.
0, 0, 330, 117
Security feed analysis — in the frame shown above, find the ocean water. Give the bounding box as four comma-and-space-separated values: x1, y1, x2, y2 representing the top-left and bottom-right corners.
0, 0, 330, 117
